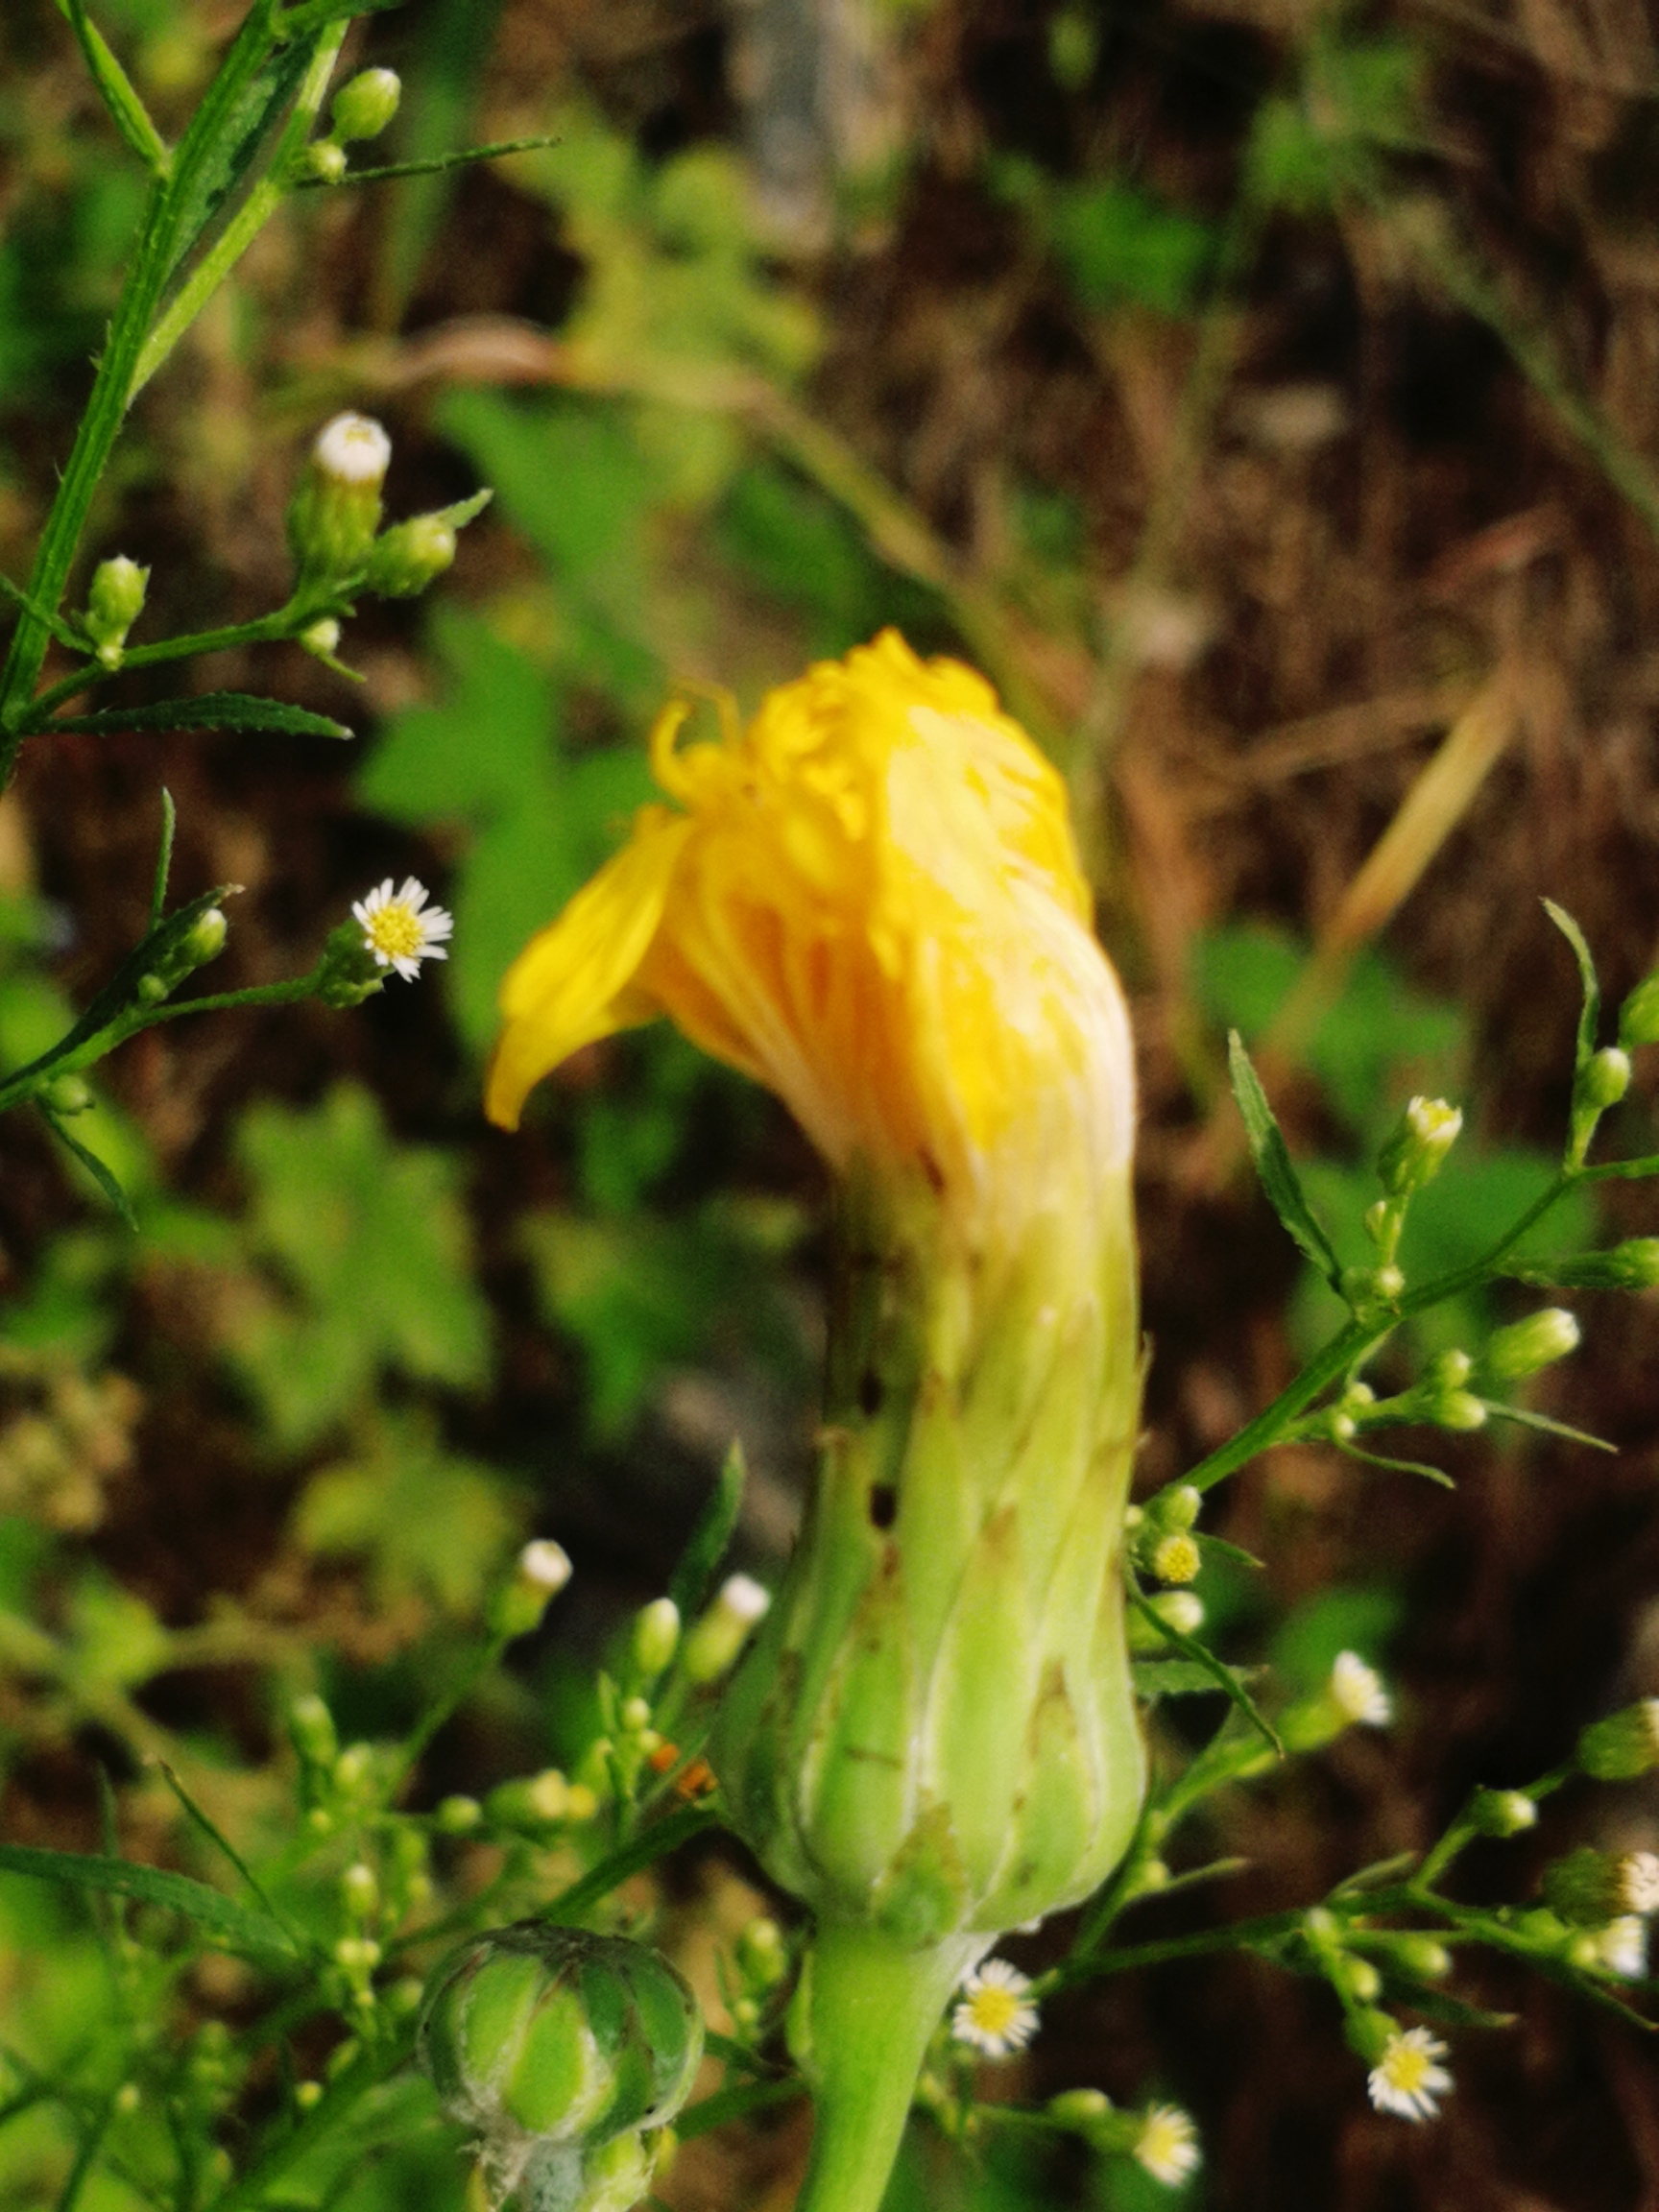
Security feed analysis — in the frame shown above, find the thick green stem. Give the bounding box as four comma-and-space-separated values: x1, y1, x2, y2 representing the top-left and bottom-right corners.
793, 1925, 982, 2212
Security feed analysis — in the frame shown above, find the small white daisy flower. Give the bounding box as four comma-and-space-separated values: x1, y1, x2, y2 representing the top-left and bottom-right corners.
1331, 1650, 1392, 1728
950, 1959, 1039, 2057
1593, 1916, 1648, 1981
1367, 2027, 1453, 2122
351, 877, 452, 981
518, 1539, 572, 1595
1133, 2103, 1201, 2187
314, 411, 392, 486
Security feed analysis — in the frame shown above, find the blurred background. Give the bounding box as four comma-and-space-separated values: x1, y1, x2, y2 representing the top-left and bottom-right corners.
2, 0, 1659, 2205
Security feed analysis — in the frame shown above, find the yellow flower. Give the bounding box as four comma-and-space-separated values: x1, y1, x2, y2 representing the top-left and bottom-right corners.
486, 629, 1133, 1239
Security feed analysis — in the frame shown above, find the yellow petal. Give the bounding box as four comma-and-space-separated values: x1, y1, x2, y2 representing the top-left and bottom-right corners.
485, 812, 693, 1128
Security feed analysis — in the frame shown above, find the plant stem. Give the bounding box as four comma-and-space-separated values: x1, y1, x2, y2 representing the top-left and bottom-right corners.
793, 1925, 982, 2212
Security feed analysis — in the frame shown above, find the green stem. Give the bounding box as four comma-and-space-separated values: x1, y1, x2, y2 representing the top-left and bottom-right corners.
129, 31, 346, 402
21, 605, 315, 726
794, 1925, 982, 2212
0, 4, 342, 783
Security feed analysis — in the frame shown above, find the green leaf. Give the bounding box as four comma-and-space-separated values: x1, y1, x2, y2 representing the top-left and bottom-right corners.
1046, 178, 1215, 316
41, 691, 352, 739
52, 0, 169, 175
1133, 1657, 1258, 1703
39, 1107, 135, 1227
1227, 1031, 1342, 1286
541, 1806, 720, 1928
668, 1440, 747, 1623
1128, 1585, 1281, 1753
162, 36, 315, 281
294, 1414, 523, 1616
1544, 899, 1600, 1070
228, 1084, 492, 1449
0, 1844, 299, 1960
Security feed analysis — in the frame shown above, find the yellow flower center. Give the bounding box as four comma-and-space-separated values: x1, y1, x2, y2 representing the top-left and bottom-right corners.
1381, 2044, 1432, 2095
365, 902, 424, 962
964, 1985, 1023, 2041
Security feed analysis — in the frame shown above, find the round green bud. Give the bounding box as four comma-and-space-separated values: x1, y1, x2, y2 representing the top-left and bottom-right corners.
1576, 1698, 1659, 1781
301, 616, 343, 660
1424, 1349, 1473, 1391
1047, 2086, 1113, 2133
363, 513, 457, 598
1431, 1388, 1487, 1432
735, 1917, 787, 1992
330, 66, 401, 143
1384, 1934, 1452, 1983
1468, 1787, 1548, 1839
491, 1539, 573, 1640
486, 1770, 571, 1834
418, 1924, 702, 2203
1618, 972, 1659, 1050
135, 972, 169, 1006
180, 907, 228, 970
682, 1574, 771, 1685
1145, 1483, 1201, 1534
1576, 1047, 1631, 1114
303, 139, 349, 183
342, 1862, 379, 1921
44, 1074, 94, 1117
435, 1793, 484, 1835
1541, 1845, 1659, 1925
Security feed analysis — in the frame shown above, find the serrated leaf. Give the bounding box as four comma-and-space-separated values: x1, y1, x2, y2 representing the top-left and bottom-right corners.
0, 1844, 299, 1960
1133, 1657, 1256, 1702
162, 36, 313, 282
295, 1414, 522, 1617
1544, 899, 1600, 1069
669, 1441, 747, 1623
1227, 1031, 1341, 1284
228, 1084, 492, 1449
42, 692, 351, 740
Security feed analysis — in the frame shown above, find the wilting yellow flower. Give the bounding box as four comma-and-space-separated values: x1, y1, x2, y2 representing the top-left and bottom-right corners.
491, 627, 1143, 1934
486, 629, 1133, 1241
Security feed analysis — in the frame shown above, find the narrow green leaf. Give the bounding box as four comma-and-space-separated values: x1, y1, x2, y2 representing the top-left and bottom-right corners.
0, 1843, 299, 1959
1227, 1031, 1342, 1284
40, 1109, 136, 1228
154, 1760, 296, 1941
1127, 1585, 1282, 1754
1336, 1441, 1455, 1489
0, 571, 90, 658
151, 787, 177, 926
42, 692, 352, 740
1133, 1657, 1258, 1702
541, 1806, 720, 1927
6, 886, 234, 1090
55, 0, 170, 175
161, 37, 314, 282
51, 2088, 113, 2212
1543, 900, 1600, 1070
669, 1441, 747, 1623
1479, 1401, 1616, 1453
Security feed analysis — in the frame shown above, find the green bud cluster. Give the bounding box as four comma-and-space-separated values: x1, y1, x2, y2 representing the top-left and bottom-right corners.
132, 902, 229, 1009
1476, 1308, 1579, 1383
1377, 1095, 1462, 1198
418, 1924, 702, 2212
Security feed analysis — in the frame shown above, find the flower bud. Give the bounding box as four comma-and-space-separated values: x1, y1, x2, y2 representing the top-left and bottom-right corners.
1527, 1240, 1659, 1291
1576, 1698, 1659, 1781
288, 1692, 338, 1768
1380, 1934, 1453, 1983
44, 1073, 94, 1116
418, 1923, 702, 2210
1047, 2086, 1113, 2132
301, 616, 343, 660
631, 1598, 681, 1683
1479, 1308, 1579, 1383
287, 413, 391, 586
316, 917, 387, 1009
1468, 1787, 1537, 1837
303, 140, 348, 183
180, 906, 228, 970
342, 1862, 379, 1921
492, 1539, 574, 1640
435, 1794, 484, 1835
330, 66, 401, 143
1342, 2008, 1400, 2066
1429, 1387, 1487, 1432
83, 555, 149, 667
1144, 1483, 1201, 1534
1585, 1916, 1647, 1980
736, 1916, 789, 1993
1619, 971, 1659, 1050
1128, 1590, 1204, 1649
363, 513, 457, 598
485, 1770, 572, 1835
1377, 1096, 1462, 1197
682, 1574, 771, 1685
1542, 1845, 1659, 1925
1576, 1047, 1631, 1114
1282, 1650, 1392, 1750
